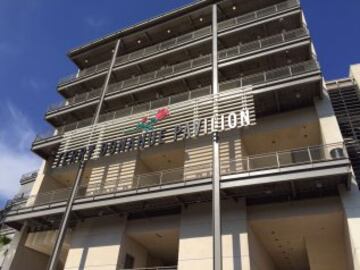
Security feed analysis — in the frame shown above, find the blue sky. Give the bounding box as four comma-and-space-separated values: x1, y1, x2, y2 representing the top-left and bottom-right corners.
0, 0, 359, 205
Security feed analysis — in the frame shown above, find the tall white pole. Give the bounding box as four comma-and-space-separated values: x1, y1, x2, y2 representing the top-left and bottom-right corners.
212, 4, 222, 270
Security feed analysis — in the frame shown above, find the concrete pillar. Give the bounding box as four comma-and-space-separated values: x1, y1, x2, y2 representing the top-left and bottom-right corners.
2, 223, 50, 270
63, 216, 127, 270
177, 200, 250, 270
2, 224, 28, 270
314, 92, 343, 145
339, 180, 360, 270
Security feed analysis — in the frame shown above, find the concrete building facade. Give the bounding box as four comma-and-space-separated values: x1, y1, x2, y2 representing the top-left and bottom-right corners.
1, 1, 359, 270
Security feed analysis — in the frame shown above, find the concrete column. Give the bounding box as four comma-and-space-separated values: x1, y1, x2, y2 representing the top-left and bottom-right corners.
2, 224, 28, 270
2, 223, 50, 270
314, 92, 343, 145
63, 216, 127, 270
339, 180, 360, 270
177, 200, 250, 270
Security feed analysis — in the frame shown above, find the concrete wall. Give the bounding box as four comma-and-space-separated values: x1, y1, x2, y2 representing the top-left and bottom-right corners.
177, 200, 250, 270
220, 129, 247, 174
183, 135, 212, 180
120, 236, 148, 268
314, 92, 343, 145
350, 64, 360, 87
248, 228, 276, 270
2, 224, 53, 270
63, 216, 126, 270
84, 152, 137, 194
339, 182, 360, 270
249, 197, 349, 270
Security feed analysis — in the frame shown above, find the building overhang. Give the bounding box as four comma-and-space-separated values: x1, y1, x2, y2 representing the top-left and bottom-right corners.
4, 158, 351, 229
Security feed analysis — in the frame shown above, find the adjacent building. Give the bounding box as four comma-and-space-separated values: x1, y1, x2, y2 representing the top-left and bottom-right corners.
327, 64, 360, 184
1, 0, 359, 269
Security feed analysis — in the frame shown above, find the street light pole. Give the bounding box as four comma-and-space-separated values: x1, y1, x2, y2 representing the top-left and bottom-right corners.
47, 38, 121, 270
212, 4, 222, 270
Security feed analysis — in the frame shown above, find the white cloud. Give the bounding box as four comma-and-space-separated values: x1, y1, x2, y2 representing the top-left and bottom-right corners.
84, 17, 107, 28
22, 77, 48, 93
0, 102, 41, 201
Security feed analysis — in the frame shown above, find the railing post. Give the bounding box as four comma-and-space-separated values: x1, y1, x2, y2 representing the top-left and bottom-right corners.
159, 171, 163, 186
276, 152, 280, 167
247, 156, 250, 171
308, 147, 313, 163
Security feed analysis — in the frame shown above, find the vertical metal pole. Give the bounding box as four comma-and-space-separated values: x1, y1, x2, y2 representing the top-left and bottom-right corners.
47, 161, 85, 270
212, 4, 222, 270
47, 39, 121, 270
93, 39, 121, 125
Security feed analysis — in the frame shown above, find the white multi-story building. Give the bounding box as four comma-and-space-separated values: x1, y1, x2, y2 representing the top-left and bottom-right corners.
2, 1, 359, 269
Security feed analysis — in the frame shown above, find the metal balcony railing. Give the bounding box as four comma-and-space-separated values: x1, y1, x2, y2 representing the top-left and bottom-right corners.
118, 267, 177, 270
50, 26, 308, 114
35, 59, 319, 144
58, 0, 300, 86
10, 143, 347, 212
48, 88, 102, 112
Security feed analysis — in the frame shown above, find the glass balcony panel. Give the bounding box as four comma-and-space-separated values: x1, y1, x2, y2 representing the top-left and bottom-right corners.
218, 18, 237, 31
115, 55, 129, 65
221, 159, 248, 175
123, 77, 139, 88
261, 34, 283, 47
140, 71, 157, 83
240, 40, 261, 54
161, 169, 184, 184
284, 28, 307, 40
157, 67, 173, 78
150, 97, 169, 110
192, 55, 211, 68
170, 92, 189, 104
257, 6, 277, 18
132, 103, 150, 114
174, 61, 191, 73
144, 44, 160, 55
114, 107, 132, 118
137, 173, 161, 188
278, 149, 310, 166
278, 0, 299, 11
249, 154, 278, 170
129, 50, 145, 61
190, 87, 211, 99
88, 88, 101, 99
266, 67, 291, 81
160, 39, 177, 50
236, 13, 256, 25
194, 26, 211, 38
176, 32, 193, 44
242, 73, 266, 86
219, 80, 241, 92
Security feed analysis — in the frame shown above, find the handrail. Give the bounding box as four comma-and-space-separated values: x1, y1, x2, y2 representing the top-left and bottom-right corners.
118, 267, 177, 270
58, 0, 300, 86
35, 59, 319, 144
50, 27, 308, 114
9, 142, 347, 212
21, 171, 38, 180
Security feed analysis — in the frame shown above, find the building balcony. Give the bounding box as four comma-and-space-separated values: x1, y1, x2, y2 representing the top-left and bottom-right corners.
49, 27, 309, 117
6, 142, 351, 223
32, 59, 321, 156
58, 0, 300, 88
